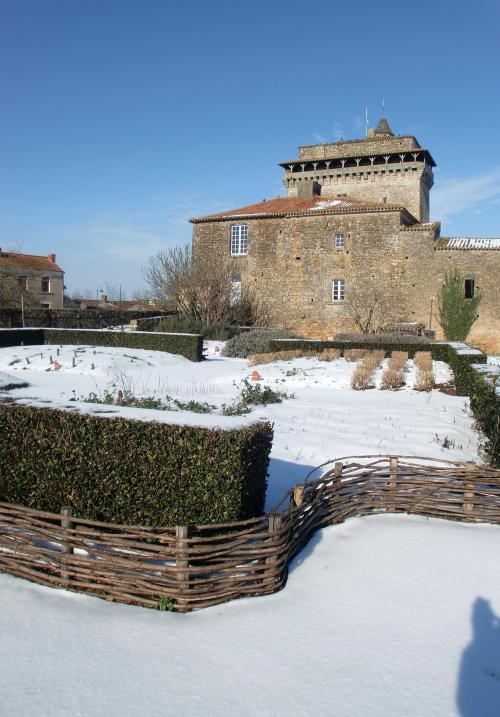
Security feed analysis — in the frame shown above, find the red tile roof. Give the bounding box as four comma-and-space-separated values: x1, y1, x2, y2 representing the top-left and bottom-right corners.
190, 195, 409, 223
0, 252, 63, 273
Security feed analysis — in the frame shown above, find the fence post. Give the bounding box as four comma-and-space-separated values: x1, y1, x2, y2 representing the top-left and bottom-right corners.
60, 506, 73, 585
331, 462, 343, 523
176, 525, 189, 611
293, 485, 304, 507
388, 456, 399, 513
463, 462, 476, 522
267, 513, 284, 588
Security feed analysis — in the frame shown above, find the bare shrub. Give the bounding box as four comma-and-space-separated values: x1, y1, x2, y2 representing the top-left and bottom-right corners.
143, 244, 274, 328
342, 278, 408, 334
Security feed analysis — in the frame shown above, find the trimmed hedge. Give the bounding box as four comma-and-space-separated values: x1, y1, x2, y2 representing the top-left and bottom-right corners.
271, 338, 498, 467
0, 403, 273, 525
0, 328, 43, 347
0, 328, 203, 361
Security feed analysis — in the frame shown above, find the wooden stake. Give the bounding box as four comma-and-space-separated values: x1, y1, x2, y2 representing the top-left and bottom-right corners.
176, 525, 189, 611
293, 485, 304, 507
388, 456, 398, 512
464, 461, 475, 520
60, 506, 73, 585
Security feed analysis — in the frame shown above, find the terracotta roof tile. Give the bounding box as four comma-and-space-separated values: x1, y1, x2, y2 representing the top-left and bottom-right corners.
0, 252, 64, 273
190, 195, 407, 223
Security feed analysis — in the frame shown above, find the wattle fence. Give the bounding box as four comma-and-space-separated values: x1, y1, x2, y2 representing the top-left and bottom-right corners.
1, 455, 499, 612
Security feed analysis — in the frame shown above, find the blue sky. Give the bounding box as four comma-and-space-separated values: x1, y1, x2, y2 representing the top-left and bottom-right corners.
0, 0, 499, 295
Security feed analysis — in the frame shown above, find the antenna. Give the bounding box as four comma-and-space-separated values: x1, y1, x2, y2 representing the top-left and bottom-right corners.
365, 106, 369, 137
381, 97, 385, 114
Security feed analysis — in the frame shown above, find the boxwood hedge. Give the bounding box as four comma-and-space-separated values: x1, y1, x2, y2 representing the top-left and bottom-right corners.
0, 403, 273, 525
0, 328, 203, 361
271, 338, 498, 467
0, 328, 43, 347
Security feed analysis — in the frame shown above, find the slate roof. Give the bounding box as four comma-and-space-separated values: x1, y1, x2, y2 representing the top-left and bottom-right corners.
374, 117, 394, 135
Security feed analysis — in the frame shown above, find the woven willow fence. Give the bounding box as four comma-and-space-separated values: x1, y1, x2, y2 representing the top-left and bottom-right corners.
1, 455, 499, 612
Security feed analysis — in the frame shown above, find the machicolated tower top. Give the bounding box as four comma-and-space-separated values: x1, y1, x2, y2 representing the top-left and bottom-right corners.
280, 118, 435, 222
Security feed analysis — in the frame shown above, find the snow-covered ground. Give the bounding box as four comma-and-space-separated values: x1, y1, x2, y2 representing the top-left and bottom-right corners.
1, 342, 498, 716
1, 514, 500, 716
0, 341, 481, 508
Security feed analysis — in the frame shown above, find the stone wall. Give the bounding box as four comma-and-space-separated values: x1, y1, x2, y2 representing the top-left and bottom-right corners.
284, 163, 433, 221
296, 135, 421, 160
192, 212, 500, 353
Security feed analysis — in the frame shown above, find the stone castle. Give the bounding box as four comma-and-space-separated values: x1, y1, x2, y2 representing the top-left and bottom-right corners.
191, 118, 500, 352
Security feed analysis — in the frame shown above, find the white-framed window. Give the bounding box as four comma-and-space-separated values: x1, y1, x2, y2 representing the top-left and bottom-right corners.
41, 276, 51, 293
230, 277, 242, 306
40, 302, 51, 309
331, 279, 345, 302
335, 233, 345, 248
231, 224, 248, 255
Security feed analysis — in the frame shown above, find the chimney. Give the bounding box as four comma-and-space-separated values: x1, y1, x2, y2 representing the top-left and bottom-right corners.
101, 294, 108, 303
297, 180, 322, 199
48, 253, 56, 263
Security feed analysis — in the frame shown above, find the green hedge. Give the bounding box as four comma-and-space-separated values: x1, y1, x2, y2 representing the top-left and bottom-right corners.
271, 338, 498, 467
0, 328, 203, 361
0, 403, 273, 525
0, 329, 43, 347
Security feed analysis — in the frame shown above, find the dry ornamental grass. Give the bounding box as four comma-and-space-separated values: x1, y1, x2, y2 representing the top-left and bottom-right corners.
380, 351, 408, 391
412, 351, 434, 391
248, 348, 341, 365
351, 350, 385, 390
344, 349, 367, 362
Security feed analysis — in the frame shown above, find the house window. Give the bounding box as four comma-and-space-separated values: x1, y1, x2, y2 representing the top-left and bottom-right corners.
41, 276, 51, 293
231, 225, 248, 255
230, 277, 242, 306
335, 233, 345, 248
40, 303, 51, 309
18, 275, 28, 291
464, 278, 475, 299
332, 279, 345, 301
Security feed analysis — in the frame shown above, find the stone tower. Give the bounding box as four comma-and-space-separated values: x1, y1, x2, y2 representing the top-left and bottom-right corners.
280, 118, 435, 222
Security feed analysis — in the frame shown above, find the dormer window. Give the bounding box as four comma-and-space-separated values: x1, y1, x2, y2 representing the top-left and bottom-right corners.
335, 233, 345, 249
231, 225, 248, 256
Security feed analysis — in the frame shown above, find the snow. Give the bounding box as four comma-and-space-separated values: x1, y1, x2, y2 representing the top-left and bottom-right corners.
1, 341, 497, 715
435, 340, 484, 355
446, 237, 500, 250
1, 514, 500, 716
0, 370, 29, 390
310, 199, 351, 210
472, 363, 500, 397
0, 343, 480, 508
